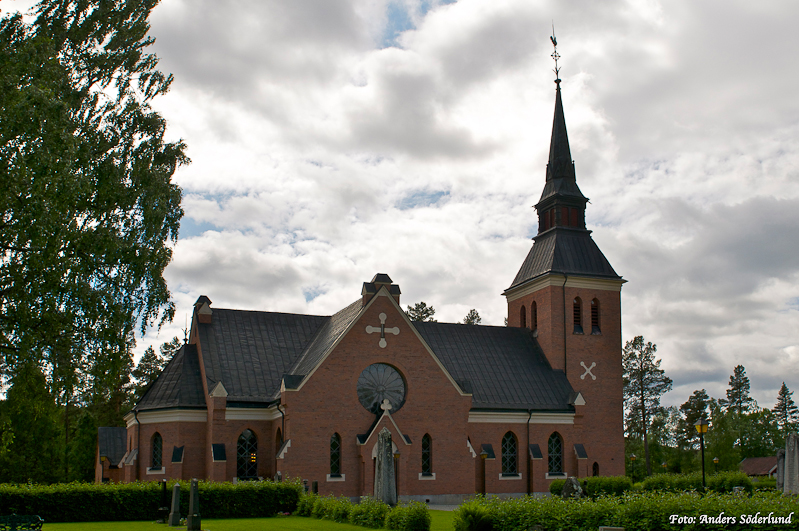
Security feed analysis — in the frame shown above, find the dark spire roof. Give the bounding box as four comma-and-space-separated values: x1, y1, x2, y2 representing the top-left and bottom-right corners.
538, 84, 587, 205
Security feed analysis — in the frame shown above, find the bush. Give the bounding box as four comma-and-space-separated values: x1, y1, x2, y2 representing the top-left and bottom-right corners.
348, 496, 390, 528
548, 476, 633, 497
753, 477, 777, 491
0, 479, 302, 522
295, 492, 317, 516
706, 471, 753, 494
549, 479, 566, 495
385, 501, 431, 531
453, 499, 495, 531
642, 472, 753, 494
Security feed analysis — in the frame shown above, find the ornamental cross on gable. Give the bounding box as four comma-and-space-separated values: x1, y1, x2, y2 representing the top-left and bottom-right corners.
365, 313, 400, 348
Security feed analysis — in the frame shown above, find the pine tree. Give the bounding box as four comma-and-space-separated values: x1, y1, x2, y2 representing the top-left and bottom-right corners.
774, 382, 799, 436
132, 346, 166, 401
622, 335, 673, 476
720, 365, 755, 415
678, 389, 709, 448
406, 302, 437, 322
462, 309, 482, 325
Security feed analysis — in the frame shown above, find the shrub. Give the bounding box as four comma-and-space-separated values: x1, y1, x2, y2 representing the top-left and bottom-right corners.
296, 492, 318, 516
706, 471, 753, 494
349, 496, 390, 528
549, 476, 633, 497
753, 477, 777, 491
453, 499, 495, 531
0, 479, 301, 522
385, 501, 431, 531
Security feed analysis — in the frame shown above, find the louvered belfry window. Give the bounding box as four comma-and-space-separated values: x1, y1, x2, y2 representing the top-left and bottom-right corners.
501, 432, 517, 475
422, 434, 432, 476
548, 432, 563, 474
591, 299, 600, 334
573, 298, 583, 334
531, 301, 538, 332
330, 433, 342, 476
520, 305, 526, 328
237, 429, 258, 479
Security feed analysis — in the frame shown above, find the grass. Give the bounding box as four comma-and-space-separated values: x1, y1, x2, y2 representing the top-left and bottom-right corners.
42, 510, 455, 531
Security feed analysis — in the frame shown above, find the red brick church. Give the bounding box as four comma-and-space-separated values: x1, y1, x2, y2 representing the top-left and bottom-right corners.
96, 77, 625, 501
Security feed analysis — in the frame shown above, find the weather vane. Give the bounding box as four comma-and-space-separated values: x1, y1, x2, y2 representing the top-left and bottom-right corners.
550, 23, 560, 84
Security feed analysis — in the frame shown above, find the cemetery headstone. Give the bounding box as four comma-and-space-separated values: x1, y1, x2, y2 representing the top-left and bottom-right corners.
374, 427, 397, 506
167, 483, 181, 526
784, 433, 799, 496
157, 479, 169, 523
560, 477, 585, 499
187, 478, 201, 531
777, 449, 785, 492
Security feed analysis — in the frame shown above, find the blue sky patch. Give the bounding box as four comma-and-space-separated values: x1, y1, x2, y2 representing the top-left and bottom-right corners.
396, 189, 450, 210
179, 217, 223, 239
303, 286, 326, 303
382, 2, 415, 48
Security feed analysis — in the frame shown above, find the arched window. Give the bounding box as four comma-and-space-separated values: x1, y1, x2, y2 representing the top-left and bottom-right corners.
592, 462, 599, 476
573, 298, 583, 334
591, 299, 600, 334
519, 305, 526, 328
501, 432, 518, 475
330, 433, 342, 477
237, 429, 258, 479
531, 301, 538, 332
151, 432, 163, 469
422, 434, 433, 476
548, 432, 563, 475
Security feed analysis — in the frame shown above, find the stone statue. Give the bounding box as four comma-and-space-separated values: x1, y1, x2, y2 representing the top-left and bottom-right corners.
374, 428, 397, 506
784, 433, 799, 496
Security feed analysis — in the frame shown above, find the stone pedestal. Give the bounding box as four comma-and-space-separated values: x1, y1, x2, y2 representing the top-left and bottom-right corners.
374, 428, 397, 506
187, 478, 201, 530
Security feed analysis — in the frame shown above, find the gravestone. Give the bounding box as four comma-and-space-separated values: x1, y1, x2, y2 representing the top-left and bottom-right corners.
167, 483, 181, 526
374, 427, 397, 506
784, 433, 799, 496
187, 478, 201, 531
157, 479, 169, 523
560, 477, 585, 499
777, 449, 785, 492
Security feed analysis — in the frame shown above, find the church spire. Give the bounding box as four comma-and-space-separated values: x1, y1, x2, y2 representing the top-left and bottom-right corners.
535, 32, 588, 234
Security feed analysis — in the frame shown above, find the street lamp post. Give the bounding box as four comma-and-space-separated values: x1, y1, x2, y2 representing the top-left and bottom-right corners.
694, 418, 709, 490
630, 454, 637, 482
713, 456, 719, 473
662, 461, 667, 473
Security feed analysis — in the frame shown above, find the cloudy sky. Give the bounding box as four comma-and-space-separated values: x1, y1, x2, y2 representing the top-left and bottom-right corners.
12, 0, 799, 409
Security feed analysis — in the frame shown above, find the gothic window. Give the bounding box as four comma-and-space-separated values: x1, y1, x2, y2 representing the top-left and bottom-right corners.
237, 429, 258, 479
548, 432, 563, 475
593, 462, 600, 476
520, 305, 526, 328
531, 301, 538, 332
501, 432, 518, 475
591, 299, 600, 334
151, 432, 162, 469
422, 434, 433, 476
330, 433, 342, 477
573, 298, 583, 334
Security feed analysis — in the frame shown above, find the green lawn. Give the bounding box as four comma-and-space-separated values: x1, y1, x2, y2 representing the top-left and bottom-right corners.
43, 510, 455, 531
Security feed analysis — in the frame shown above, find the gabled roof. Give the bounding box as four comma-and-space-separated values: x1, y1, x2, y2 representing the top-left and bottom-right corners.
136, 343, 205, 411
196, 309, 328, 403
508, 228, 621, 290
98, 427, 127, 465
739, 456, 778, 476
414, 322, 574, 411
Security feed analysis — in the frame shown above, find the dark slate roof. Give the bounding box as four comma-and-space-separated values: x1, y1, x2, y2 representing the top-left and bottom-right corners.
136, 344, 205, 411
98, 427, 127, 465
288, 300, 364, 378
508, 228, 621, 290
414, 322, 574, 411
197, 309, 329, 403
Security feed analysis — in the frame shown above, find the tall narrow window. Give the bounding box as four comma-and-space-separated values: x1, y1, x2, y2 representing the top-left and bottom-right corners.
570, 208, 579, 227
151, 432, 163, 469
520, 305, 526, 328
548, 432, 563, 475
330, 433, 341, 477
592, 462, 599, 476
422, 434, 433, 476
531, 301, 538, 332
501, 432, 518, 475
237, 429, 258, 479
561, 207, 569, 226
550, 209, 555, 229
573, 298, 583, 334
591, 299, 600, 334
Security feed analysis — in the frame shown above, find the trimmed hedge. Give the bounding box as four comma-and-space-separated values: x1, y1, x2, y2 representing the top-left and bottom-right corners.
453, 491, 799, 531
298, 493, 430, 531
0, 479, 301, 522
549, 476, 633, 497
642, 471, 753, 494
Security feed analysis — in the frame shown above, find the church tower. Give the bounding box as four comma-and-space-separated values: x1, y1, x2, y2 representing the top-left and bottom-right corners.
503, 45, 626, 475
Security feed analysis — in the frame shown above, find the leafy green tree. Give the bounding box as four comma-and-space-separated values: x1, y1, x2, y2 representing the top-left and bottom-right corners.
774, 382, 799, 438
462, 309, 482, 325
0, 0, 186, 382
719, 365, 755, 415
405, 302, 437, 322
705, 399, 740, 472
678, 389, 709, 449
622, 335, 673, 476
738, 408, 780, 458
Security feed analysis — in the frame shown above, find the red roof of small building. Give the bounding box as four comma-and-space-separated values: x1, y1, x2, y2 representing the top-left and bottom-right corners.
739, 456, 778, 476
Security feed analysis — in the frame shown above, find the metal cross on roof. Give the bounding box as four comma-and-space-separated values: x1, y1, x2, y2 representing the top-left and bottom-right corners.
366, 312, 400, 348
